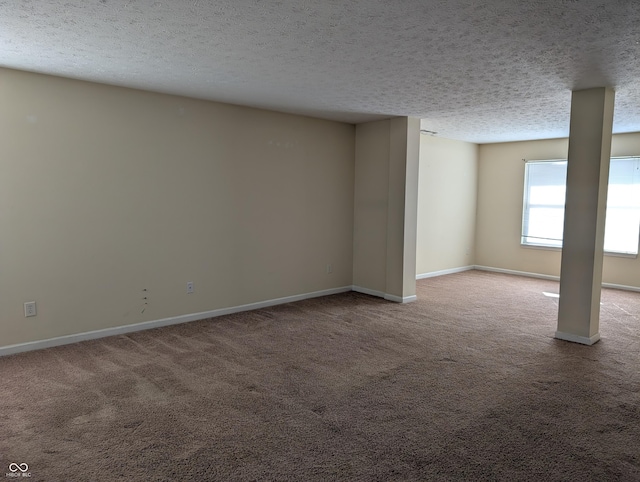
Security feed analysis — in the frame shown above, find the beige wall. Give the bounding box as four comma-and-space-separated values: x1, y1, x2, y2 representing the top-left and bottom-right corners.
416, 136, 478, 275
353, 120, 390, 294
399, 117, 420, 298
0, 68, 355, 348
387, 117, 420, 299
353, 118, 420, 300
476, 133, 640, 288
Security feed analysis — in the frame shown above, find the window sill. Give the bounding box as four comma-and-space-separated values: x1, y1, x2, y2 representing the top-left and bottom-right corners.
520, 243, 638, 259
521, 243, 561, 252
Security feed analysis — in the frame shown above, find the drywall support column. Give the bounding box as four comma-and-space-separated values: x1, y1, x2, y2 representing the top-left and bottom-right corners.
352, 117, 420, 303
556, 87, 615, 345
385, 117, 420, 302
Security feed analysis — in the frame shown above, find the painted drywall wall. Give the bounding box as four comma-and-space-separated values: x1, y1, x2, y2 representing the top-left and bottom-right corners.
476, 133, 640, 288
353, 118, 420, 300
0, 68, 355, 348
353, 120, 391, 295
399, 117, 420, 298
386, 117, 420, 299
416, 136, 478, 275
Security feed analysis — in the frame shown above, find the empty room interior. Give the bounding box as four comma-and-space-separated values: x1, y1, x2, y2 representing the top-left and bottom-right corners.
1, 1, 640, 480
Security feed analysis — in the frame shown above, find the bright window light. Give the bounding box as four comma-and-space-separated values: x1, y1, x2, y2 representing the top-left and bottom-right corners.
522, 157, 640, 255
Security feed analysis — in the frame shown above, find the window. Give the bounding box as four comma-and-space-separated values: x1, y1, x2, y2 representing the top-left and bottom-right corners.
522, 157, 640, 255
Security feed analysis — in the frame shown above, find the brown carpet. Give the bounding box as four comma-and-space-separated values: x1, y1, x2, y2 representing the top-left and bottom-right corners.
1, 270, 640, 481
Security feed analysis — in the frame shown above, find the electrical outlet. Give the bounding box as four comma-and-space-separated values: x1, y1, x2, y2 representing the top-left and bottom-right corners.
186, 281, 194, 294
24, 301, 37, 317
326, 264, 333, 274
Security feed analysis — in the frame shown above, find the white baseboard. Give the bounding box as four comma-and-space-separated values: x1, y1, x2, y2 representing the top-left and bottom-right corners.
384, 294, 417, 303
0, 286, 353, 357
351, 285, 386, 299
5, 268, 634, 357
352, 286, 416, 303
416, 266, 475, 280
601, 282, 640, 293
555, 331, 601, 346
473, 265, 559, 281
474, 265, 640, 292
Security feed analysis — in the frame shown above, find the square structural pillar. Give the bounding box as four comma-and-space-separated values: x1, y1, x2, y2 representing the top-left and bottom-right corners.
352, 117, 420, 303
556, 87, 615, 345
385, 117, 420, 303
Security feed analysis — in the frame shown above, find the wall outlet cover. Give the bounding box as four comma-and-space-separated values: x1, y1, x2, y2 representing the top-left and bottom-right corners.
24, 301, 37, 317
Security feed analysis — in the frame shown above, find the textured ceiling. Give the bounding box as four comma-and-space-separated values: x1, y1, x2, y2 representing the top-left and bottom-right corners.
1, 0, 639, 143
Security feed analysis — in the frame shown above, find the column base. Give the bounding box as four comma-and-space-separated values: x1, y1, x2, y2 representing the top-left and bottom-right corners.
384, 294, 417, 303
554, 331, 601, 346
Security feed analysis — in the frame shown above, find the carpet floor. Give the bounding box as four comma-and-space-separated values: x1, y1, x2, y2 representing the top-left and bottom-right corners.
1, 270, 639, 481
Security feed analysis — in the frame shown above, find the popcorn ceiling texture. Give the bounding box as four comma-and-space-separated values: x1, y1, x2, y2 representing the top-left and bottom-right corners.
0, 0, 639, 143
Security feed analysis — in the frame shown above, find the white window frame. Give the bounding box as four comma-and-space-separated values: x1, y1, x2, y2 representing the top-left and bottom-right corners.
521, 157, 640, 257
